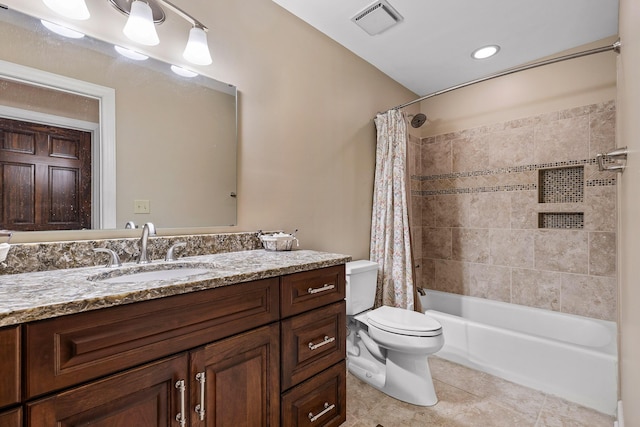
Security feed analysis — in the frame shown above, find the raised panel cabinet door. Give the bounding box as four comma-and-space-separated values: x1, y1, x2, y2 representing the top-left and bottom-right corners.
0, 325, 20, 409
190, 323, 280, 427
26, 353, 189, 427
0, 407, 22, 427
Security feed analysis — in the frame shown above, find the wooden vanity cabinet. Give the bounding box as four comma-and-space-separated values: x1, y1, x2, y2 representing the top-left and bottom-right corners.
6, 263, 346, 427
0, 325, 20, 424
280, 265, 347, 426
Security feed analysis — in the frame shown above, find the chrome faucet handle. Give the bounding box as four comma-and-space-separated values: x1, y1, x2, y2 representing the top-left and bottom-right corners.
165, 242, 187, 261
93, 248, 122, 268
125, 221, 136, 229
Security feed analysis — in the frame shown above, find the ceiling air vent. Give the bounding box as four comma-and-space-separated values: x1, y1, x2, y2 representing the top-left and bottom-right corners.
351, 0, 403, 36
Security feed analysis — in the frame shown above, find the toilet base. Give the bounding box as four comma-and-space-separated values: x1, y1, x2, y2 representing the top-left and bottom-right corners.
347, 339, 439, 406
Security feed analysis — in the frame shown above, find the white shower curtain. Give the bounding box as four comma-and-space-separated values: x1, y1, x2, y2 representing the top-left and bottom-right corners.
371, 110, 416, 310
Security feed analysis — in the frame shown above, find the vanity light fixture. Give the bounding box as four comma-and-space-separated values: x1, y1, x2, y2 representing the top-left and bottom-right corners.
122, 0, 160, 46
110, 0, 213, 65
42, 0, 90, 20
170, 65, 198, 78
471, 44, 500, 60
41, 20, 85, 38
114, 45, 149, 61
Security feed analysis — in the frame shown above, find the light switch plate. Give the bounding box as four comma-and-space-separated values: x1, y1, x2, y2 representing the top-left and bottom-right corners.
134, 199, 150, 214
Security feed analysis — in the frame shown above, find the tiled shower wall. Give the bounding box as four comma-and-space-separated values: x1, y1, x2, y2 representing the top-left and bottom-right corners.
409, 101, 617, 321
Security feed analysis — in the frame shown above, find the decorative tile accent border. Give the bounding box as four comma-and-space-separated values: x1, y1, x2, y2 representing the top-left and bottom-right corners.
411, 158, 616, 196
413, 184, 537, 196
413, 158, 597, 182
539, 212, 585, 229
539, 166, 584, 203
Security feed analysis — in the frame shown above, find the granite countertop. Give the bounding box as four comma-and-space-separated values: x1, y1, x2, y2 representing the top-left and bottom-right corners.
0, 249, 351, 327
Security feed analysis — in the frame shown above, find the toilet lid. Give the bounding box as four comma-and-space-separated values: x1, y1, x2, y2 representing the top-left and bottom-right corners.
367, 306, 442, 337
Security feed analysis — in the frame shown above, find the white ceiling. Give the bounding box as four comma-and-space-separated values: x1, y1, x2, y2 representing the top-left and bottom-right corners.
272, 0, 619, 96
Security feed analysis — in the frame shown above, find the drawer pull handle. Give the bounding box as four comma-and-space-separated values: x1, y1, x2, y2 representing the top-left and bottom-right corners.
307, 284, 335, 295
175, 380, 187, 427
195, 372, 206, 421
308, 402, 335, 422
308, 335, 335, 350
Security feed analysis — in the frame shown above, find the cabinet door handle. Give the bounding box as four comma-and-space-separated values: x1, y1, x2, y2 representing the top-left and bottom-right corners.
175, 380, 187, 427
195, 372, 206, 421
308, 335, 335, 350
307, 284, 335, 295
308, 402, 335, 422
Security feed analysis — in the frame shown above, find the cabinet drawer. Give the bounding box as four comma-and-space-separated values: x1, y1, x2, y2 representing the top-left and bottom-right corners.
281, 301, 346, 390
0, 325, 20, 409
281, 361, 346, 427
0, 407, 22, 427
25, 278, 279, 398
281, 265, 345, 318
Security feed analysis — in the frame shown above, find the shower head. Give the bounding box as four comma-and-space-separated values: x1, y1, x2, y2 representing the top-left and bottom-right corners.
410, 113, 427, 128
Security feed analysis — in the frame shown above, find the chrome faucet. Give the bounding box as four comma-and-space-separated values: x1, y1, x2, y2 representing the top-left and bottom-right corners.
93, 248, 122, 268
138, 222, 156, 264
165, 242, 187, 261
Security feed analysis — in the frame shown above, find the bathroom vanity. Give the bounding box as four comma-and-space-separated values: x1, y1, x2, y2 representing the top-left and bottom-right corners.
0, 249, 349, 426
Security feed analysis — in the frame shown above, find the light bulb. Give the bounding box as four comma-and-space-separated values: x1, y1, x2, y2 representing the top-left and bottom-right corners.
123, 1, 159, 46
183, 27, 212, 66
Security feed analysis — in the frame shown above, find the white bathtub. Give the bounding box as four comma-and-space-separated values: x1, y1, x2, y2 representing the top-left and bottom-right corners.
421, 290, 618, 415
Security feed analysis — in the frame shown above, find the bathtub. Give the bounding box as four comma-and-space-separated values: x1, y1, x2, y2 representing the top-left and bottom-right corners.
420, 290, 618, 415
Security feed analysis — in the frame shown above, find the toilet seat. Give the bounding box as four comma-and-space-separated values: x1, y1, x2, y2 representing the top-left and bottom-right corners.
367, 306, 442, 337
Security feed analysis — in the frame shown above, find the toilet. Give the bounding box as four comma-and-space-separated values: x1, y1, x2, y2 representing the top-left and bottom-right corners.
345, 260, 444, 406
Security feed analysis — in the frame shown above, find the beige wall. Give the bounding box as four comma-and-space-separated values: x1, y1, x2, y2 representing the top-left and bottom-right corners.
0, 78, 99, 122
618, 0, 640, 423
3, 0, 415, 260
418, 37, 618, 137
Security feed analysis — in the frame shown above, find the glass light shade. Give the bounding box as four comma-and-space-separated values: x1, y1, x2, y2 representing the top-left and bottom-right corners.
42, 0, 90, 20
114, 45, 149, 61
123, 1, 160, 46
183, 27, 212, 65
41, 20, 85, 38
171, 65, 198, 78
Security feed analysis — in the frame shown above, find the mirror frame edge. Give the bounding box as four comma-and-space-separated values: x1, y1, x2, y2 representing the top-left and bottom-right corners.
0, 58, 116, 229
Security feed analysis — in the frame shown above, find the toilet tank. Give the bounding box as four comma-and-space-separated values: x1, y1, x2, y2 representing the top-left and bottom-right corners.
345, 260, 379, 315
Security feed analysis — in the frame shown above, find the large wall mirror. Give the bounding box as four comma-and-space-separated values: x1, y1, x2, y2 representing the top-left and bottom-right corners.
0, 5, 237, 232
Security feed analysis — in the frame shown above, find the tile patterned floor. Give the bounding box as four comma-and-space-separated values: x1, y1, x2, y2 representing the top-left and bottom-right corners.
342, 356, 615, 427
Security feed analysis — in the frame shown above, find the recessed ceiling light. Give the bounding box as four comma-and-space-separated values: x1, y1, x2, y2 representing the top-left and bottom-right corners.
40, 20, 85, 39
471, 45, 500, 60
114, 45, 149, 61
170, 65, 198, 78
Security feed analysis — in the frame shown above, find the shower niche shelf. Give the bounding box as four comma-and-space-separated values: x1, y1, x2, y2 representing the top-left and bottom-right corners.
538, 166, 584, 203
538, 212, 584, 229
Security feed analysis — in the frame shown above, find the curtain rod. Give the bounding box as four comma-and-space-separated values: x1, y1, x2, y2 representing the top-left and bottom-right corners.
387, 40, 621, 112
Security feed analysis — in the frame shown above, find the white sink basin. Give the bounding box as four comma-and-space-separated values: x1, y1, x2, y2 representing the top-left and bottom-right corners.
97, 267, 211, 284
